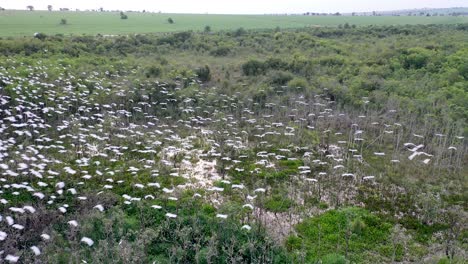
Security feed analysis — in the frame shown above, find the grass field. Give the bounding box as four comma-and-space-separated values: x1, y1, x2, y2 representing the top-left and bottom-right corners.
1, 10, 468, 37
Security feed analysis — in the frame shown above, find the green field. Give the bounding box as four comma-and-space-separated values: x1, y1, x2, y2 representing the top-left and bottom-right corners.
1, 10, 468, 37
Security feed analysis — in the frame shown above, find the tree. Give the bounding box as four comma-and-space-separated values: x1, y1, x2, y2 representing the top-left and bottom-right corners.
27, 5, 34, 11
47, 5, 52, 11
60, 18, 67, 25
120, 11, 128, 20
204, 25, 211, 33
438, 206, 466, 261
168, 17, 174, 24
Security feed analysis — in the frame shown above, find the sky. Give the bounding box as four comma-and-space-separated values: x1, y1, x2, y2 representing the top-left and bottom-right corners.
1, 0, 468, 14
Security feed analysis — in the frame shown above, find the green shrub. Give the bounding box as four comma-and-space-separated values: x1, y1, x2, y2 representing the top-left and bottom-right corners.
195, 65, 211, 82
242, 59, 265, 76
146, 65, 161, 78
210, 46, 231, 56
285, 235, 303, 251
321, 253, 347, 264
295, 207, 393, 262
264, 194, 294, 212
269, 70, 294, 85
287, 77, 308, 89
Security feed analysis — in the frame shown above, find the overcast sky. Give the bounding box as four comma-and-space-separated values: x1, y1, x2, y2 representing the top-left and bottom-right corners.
2, 0, 468, 14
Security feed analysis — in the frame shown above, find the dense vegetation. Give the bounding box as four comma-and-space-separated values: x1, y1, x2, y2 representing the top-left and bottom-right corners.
0, 23, 466, 263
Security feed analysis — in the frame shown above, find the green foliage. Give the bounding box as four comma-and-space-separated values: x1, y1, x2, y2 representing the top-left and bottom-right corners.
401, 47, 434, 69
242, 59, 265, 76
285, 235, 303, 251
294, 207, 393, 262
33, 32, 47, 40
145, 65, 161, 78
120, 12, 128, 20
210, 46, 231, 56
195, 65, 211, 82
287, 77, 308, 89
264, 194, 294, 212
322, 253, 347, 264
268, 70, 294, 85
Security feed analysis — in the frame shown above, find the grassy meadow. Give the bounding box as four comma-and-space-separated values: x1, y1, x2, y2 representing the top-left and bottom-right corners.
1, 10, 468, 37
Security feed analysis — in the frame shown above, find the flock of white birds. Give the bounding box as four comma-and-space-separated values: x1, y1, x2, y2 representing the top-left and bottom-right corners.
0, 58, 465, 262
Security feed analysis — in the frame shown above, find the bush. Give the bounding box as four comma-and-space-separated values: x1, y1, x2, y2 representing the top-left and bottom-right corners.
264, 195, 294, 212
265, 57, 288, 70
60, 18, 67, 25
168, 18, 174, 24
295, 207, 393, 262
145, 66, 161, 78
287, 77, 308, 89
33, 32, 47, 40
210, 46, 231, 56
285, 235, 303, 251
195, 65, 211, 82
269, 70, 293, 85
242, 59, 265, 76
321, 253, 347, 264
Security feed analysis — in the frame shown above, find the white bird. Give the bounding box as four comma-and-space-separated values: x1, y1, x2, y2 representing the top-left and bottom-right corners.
67, 188, 77, 195
41, 233, 50, 240
151, 205, 162, 209
9, 207, 25, 214
216, 214, 228, 219
408, 144, 424, 152
165, 213, 177, 218
408, 151, 432, 161
93, 204, 104, 212
6, 216, 14, 225
80, 237, 94, 246
254, 188, 266, 193
247, 195, 257, 200
30, 246, 41, 256
241, 225, 252, 231
67, 220, 78, 227
162, 188, 174, 193
12, 224, 24, 230
33, 192, 45, 199
242, 204, 254, 210
5, 255, 19, 263
23, 205, 36, 214
0, 231, 7, 241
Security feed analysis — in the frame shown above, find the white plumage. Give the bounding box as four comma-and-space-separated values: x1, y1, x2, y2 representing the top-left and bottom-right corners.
80, 237, 94, 246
